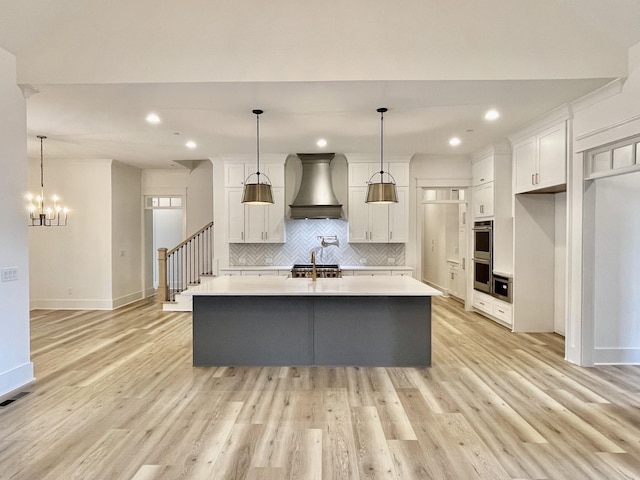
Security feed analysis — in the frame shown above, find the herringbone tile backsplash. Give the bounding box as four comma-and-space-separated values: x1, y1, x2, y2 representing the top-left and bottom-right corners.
229, 219, 405, 266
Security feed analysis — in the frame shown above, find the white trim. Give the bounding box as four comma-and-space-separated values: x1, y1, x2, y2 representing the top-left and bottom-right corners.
0, 362, 35, 398
508, 104, 572, 144
570, 79, 624, 114
471, 142, 511, 161
574, 114, 640, 152
112, 291, 144, 309
593, 348, 640, 365
30, 298, 115, 310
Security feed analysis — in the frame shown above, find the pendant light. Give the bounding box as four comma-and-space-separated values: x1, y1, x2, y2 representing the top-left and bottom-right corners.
242, 109, 274, 205
26, 135, 69, 226
366, 107, 398, 204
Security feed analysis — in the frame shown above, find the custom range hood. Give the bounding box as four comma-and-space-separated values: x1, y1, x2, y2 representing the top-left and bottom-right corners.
290, 153, 342, 219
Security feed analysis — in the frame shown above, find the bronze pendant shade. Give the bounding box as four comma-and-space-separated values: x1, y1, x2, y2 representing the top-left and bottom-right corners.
242, 109, 274, 205
365, 107, 398, 204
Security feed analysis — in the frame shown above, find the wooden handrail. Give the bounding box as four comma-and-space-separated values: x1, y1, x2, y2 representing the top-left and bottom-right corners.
167, 221, 214, 256
158, 221, 214, 303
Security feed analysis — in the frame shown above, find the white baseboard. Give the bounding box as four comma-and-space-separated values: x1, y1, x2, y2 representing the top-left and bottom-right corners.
145, 287, 156, 298
30, 298, 113, 310
593, 347, 640, 365
0, 362, 34, 398
112, 291, 144, 309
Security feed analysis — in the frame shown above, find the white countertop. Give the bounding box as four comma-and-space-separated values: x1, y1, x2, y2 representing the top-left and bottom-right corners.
185, 275, 440, 297
220, 265, 413, 271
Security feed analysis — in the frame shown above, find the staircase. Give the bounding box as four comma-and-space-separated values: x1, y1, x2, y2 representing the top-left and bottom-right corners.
158, 222, 214, 311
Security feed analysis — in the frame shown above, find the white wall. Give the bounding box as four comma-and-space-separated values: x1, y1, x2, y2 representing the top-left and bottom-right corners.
568, 41, 640, 364
141, 161, 213, 236
554, 193, 567, 335
592, 171, 640, 364
29, 159, 113, 309
111, 161, 143, 308
0, 48, 33, 397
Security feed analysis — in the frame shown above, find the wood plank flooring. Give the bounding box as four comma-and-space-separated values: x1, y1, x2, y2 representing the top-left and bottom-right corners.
1, 296, 639, 479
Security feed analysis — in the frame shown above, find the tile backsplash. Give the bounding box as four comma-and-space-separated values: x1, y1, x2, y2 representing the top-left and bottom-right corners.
229, 219, 405, 266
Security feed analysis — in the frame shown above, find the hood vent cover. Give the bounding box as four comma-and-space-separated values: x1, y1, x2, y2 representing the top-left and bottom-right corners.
290, 153, 342, 219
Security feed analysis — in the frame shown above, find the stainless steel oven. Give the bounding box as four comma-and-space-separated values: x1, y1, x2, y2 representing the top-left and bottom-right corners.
473, 258, 492, 293
473, 220, 493, 261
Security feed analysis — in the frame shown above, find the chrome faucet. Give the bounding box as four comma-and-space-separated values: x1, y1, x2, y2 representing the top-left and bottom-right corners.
311, 251, 317, 281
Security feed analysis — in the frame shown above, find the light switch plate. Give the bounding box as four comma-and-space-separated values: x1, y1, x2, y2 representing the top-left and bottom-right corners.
1, 267, 18, 282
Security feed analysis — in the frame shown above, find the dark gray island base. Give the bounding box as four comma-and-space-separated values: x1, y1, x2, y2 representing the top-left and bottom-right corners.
193, 295, 432, 366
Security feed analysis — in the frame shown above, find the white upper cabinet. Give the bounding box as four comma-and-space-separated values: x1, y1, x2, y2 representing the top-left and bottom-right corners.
513, 122, 567, 194
224, 161, 285, 188
346, 158, 410, 243
472, 155, 494, 186
348, 161, 409, 187
224, 158, 286, 243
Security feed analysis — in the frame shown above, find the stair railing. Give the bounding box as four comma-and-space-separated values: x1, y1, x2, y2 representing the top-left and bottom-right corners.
158, 221, 214, 302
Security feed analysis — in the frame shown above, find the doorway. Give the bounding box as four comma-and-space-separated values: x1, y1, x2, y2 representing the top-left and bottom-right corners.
421, 188, 468, 302
144, 196, 185, 296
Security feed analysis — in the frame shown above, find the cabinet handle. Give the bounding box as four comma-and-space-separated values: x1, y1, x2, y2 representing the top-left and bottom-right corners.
261, 232, 264, 240
451, 272, 454, 280
532, 174, 535, 185
462, 258, 466, 270
480, 205, 484, 214
462, 212, 466, 225
480, 177, 485, 182
390, 231, 393, 240
241, 231, 244, 240
265, 232, 268, 240
535, 173, 539, 185
497, 309, 505, 314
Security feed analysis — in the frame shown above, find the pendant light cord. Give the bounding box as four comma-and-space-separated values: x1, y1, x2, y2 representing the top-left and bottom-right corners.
38, 135, 46, 189
377, 107, 387, 181
253, 109, 262, 179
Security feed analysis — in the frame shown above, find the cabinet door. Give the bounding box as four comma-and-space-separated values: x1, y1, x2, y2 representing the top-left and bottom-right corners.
265, 187, 285, 243
514, 138, 537, 194
473, 183, 494, 218
348, 187, 369, 242
388, 163, 410, 186
389, 186, 408, 242
245, 202, 267, 243
472, 156, 494, 186
348, 163, 374, 187
368, 202, 390, 242
224, 163, 247, 187
226, 188, 245, 243
537, 123, 566, 189
261, 163, 285, 188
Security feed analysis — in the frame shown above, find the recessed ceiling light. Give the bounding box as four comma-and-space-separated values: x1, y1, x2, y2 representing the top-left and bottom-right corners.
484, 109, 500, 121
185, 140, 197, 149
449, 137, 461, 147
146, 112, 161, 124
316, 138, 327, 147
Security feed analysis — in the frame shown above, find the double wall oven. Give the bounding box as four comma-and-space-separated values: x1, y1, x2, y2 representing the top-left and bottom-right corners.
473, 219, 512, 302
473, 221, 493, 294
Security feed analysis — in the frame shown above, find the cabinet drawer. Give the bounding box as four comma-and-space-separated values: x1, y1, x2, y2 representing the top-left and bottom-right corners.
492, 301, 513, 324
353, 270, 390, 276
473, 292, 493, 314
391, 270, 413, 277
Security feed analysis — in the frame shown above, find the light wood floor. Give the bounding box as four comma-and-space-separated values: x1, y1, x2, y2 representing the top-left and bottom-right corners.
1, 297, 639, 479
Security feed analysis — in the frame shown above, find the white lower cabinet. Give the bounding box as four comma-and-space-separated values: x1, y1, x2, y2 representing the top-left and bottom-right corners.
473, 290, 512, 326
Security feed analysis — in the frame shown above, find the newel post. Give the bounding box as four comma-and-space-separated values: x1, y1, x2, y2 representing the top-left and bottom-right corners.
158, 247, 169, 302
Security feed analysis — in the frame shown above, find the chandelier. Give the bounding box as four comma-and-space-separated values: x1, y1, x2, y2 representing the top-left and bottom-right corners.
26, 135, 69, 226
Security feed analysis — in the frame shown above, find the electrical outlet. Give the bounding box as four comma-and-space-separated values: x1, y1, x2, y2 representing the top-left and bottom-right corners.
1, 267, 18, 282
239, 257, 247, 265
359, 258, 367, 264
387, 257, 395, 264
265, 257, 273, 265
67, 287, 73, 295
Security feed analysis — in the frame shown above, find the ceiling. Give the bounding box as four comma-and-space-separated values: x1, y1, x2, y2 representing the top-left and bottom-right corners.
3, 0, 640, 169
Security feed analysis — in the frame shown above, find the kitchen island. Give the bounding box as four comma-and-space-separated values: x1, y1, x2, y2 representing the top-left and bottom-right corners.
187, 275, 441, 367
